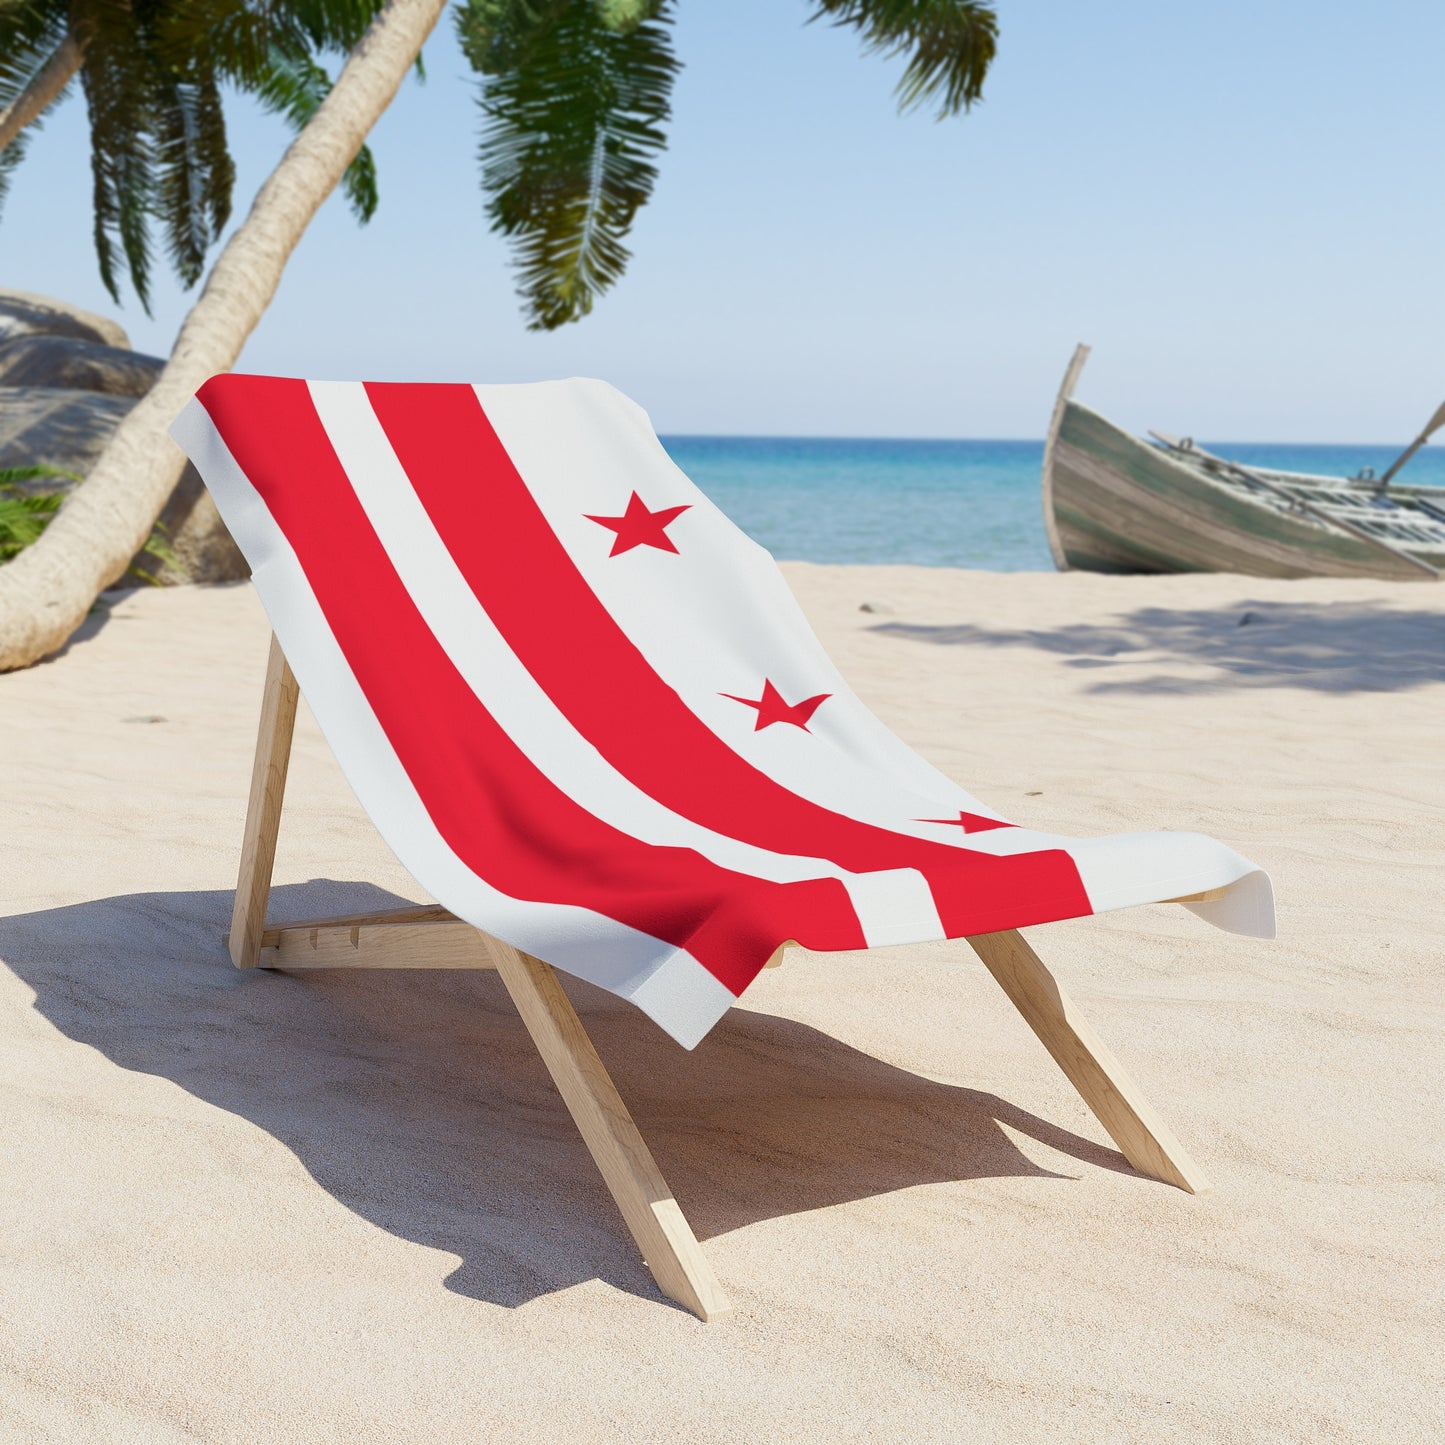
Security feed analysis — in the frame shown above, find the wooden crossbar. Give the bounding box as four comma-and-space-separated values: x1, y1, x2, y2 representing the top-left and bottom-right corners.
225, 631, 1217, 1319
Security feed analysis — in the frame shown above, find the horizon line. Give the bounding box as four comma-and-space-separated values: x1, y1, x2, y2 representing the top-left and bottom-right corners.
656, 432, 1426, 450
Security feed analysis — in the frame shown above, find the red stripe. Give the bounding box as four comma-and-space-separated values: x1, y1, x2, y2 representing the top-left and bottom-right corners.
196, 375, 866, 993
364, 382, 1091, 937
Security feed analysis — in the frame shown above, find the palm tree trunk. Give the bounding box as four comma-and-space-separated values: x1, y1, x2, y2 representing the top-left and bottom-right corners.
0, 32, 83, 153
0, 0, 448, 671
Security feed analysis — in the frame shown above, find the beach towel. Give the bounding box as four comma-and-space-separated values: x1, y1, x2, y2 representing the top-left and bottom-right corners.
171, 376, 1274, 1049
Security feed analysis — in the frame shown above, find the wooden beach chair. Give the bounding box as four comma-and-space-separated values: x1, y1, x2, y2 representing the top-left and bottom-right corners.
172, 376, 1275, 1321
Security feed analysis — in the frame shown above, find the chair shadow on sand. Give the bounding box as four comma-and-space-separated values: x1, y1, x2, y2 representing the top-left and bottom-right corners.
872, 599, 1445, 695
0, 880, 1134, 1312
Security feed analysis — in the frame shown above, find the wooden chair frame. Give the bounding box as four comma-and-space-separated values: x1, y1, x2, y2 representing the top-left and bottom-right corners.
226, 633, 1215, 1321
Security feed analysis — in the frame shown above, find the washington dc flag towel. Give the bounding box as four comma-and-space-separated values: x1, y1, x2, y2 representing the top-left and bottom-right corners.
171, 376, 1274, 1048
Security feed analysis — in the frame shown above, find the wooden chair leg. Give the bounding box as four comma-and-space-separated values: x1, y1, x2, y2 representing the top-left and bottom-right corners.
230, 633, 299, 969
967, 929, 1211, 1194
488, 939, 733, 1321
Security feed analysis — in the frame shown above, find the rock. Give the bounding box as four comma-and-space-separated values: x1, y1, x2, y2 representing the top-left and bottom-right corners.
0, 290, 249, 586
0, 386, 134, 479
859, 601, 895, 614
120, 462, 251, 589
0, 334, 164, 397
0, 287, 130, 350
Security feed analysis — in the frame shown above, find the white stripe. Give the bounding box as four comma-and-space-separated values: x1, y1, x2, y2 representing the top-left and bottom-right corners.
840, 868, 944, 948
306, 380, 944, 952
169, 398, 735, 1048
1065, 831, 1275, 937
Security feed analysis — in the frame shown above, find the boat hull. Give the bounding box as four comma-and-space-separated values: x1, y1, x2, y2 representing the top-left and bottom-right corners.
1047, 401, 1442, 581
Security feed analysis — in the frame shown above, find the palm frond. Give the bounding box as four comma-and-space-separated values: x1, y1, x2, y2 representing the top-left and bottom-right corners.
246, 47, 379, 222
160, 0, 309, 85
284, 0, 388, 53
0, 478, 65, 563
157, 0, 381, 226
126, 517, 182, 582
811, 0, 998, 118
0, 3, 70, 102
0, 463, 84, 485
458, 0, 680, 330
0, 114, 32, 217
594, 0, 666, 30
0, 471, 175, 576
460, 0, 568, 71
76, 0, 159, 309
0, 5, 73, 222
152, 69, 236, 287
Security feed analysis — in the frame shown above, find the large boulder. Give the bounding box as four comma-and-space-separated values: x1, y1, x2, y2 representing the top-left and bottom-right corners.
0, 386, 134, 478
0, 287, 130, 350
123, 463, 252, 587
0, 334, 164, 397
0, 290, 248, 586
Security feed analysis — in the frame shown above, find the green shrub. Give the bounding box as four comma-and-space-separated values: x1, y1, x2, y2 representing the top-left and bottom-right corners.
0, 465, 179, 581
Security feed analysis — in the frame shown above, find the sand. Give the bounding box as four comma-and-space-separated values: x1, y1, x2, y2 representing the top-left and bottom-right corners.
1, 567, 1441, 1443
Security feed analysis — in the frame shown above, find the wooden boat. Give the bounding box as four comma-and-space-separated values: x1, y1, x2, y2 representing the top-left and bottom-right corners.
1041, 345, 1445, 580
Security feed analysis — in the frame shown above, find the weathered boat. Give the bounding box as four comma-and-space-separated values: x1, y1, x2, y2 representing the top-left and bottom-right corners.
1041, 345, 1445, 580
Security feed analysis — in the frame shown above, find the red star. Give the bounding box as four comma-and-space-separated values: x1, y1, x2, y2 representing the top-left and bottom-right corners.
585, 492, 691, 557
917, 810, 1015, 834
721, 680, 832, 732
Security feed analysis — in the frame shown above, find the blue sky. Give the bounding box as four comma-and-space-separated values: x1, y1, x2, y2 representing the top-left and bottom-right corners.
6, 1, 1443, 440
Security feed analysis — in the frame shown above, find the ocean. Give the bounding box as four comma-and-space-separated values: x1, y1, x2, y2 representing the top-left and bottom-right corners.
659, 435, 1445, 571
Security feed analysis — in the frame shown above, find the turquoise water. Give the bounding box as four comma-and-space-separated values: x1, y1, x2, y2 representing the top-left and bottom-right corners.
660, 435, 1445, 571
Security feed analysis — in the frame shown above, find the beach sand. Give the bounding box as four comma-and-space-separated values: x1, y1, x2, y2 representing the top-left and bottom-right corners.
2, 568, 1441, 1442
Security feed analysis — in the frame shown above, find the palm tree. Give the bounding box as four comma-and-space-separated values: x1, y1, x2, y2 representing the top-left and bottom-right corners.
0, 0, 387, 309
0, 0, 998, 671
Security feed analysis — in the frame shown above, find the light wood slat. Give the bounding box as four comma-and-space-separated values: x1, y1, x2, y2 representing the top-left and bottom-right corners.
264, 920, 495, 971
487, 939, 732, 1322
1165, 887, 1227, 904
229, 634, 300, 969
967, 929, 1211, 1195
221, 904, 456, 953
763, 940, 795, 969
240, 903, 457, 947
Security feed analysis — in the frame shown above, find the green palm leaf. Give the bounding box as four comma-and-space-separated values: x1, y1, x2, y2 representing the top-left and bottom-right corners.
0, 0, 390, 307
0, 467, 176, 578
245, 46, 380, 222
0, 466, 76, 563
77, 0, 162, 310
163, 0, 383, 223
459, 0, 679, 330
152, 68, 236, 289
0, 4, 72, 220
810, 0, 999, 118
0, 491, 62, 562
